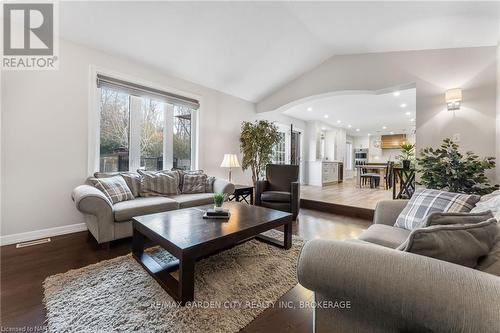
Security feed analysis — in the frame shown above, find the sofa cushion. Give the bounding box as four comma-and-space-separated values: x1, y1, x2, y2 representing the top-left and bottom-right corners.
394, 188, 480, 230
169, 193, 214, 208
261, 191, 291, 203
358, 224, 411, 249
138, 170, 180, 196
113, 197, 179, 222
89, 176, 134, 204
399, 219, 498, 268
260, 201, 291, 212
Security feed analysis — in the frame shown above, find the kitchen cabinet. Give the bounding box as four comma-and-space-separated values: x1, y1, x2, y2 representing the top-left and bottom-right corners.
307, 161, 342, 186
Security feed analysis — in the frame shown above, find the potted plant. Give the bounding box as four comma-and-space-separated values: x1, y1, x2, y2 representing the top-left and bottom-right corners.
398, 143, 415, 169
213, 192, 225, 211
240, 120, 281, 185
417, 138, 499, 195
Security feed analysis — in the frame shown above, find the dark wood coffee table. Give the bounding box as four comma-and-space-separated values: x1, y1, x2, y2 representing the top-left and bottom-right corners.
131, 202, 292, 304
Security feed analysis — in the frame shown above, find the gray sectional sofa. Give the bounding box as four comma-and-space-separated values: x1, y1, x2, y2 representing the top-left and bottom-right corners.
298, 200, 500, 333
72, 175, 234, 244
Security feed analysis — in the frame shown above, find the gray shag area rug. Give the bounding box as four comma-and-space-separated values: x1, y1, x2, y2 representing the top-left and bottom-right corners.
43, 230, 304, 332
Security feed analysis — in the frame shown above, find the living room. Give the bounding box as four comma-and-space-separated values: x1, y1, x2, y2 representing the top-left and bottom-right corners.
2, 1, 500, 332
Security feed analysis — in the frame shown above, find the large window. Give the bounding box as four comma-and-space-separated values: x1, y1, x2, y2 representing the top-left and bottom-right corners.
97, 75, 198, 172
272, 132, 286, 164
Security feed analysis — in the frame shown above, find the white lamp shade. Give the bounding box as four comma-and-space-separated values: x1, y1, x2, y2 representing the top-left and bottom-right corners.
445, 88, 462, 103
220, 154, 241, 168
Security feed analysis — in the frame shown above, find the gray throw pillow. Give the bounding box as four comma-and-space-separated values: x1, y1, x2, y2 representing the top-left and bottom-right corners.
398, 218, 499, 268
205, 176, 216, 193
89, 176, 134, 204
394, 188, 480, 230
182, 174, 208, 194
137, 170, 180, 196
423, 210, 494, 227
476, 228, 500, 276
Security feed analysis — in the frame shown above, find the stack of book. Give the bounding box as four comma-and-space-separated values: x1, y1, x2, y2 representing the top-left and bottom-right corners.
203, 208, 231, 219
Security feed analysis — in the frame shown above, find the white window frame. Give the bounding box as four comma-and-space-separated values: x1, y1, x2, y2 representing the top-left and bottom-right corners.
88, 66, 201, 175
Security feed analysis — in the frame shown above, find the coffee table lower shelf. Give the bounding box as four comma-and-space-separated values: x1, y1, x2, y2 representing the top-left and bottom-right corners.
132, 210, 292, 305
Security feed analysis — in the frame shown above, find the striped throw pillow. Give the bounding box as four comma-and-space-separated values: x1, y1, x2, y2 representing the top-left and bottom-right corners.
182, 174, 208, 194
394, 188, 480, 230
138, 170, 180, 196
91, 176, 134, 204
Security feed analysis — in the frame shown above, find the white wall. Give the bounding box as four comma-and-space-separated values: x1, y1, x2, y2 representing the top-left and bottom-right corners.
257, 47, 498, 181
497, 41, 500, 184
1, 40, 256, 237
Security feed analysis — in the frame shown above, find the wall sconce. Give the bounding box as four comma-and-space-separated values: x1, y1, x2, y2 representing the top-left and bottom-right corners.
445, 88, 462, 111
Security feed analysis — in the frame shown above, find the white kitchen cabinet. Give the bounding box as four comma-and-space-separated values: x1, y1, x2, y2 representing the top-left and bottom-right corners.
307, 161, 341, 186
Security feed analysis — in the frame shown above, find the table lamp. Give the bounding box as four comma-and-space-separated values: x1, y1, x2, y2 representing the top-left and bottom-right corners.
220, 154, 240, 183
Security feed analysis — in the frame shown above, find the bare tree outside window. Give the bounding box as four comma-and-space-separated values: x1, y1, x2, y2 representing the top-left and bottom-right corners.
140, 99, 164, 170
99, 87, 130, 172
98, 86, 194, 172
173, 105, 192, 170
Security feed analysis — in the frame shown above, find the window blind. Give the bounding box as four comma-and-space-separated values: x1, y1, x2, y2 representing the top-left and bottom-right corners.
96, 74, 200, 110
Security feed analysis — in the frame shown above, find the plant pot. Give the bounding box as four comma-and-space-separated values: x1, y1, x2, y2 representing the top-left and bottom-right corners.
214, 206, 224, 212
402, 160, 411, 169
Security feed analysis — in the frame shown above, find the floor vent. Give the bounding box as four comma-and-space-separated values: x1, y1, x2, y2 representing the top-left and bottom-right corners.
16, 238, 51, 248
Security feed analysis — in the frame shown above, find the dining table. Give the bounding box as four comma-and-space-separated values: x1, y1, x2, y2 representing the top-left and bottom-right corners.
355, 164, 388, 186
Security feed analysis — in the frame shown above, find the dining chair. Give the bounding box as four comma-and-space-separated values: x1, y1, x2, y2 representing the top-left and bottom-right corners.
360, 162, 380, 188
384, 162, 394, 190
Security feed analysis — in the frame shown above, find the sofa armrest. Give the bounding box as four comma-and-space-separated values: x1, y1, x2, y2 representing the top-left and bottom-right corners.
373, 200, 408, 225
298, 239, 500, 333
255, 180, 268, 206
72, 185, 115, 243
72, 185, 112, 211
213, 178, 235, 197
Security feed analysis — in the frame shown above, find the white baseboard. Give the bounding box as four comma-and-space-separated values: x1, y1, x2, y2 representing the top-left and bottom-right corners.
0, 223, 88, 246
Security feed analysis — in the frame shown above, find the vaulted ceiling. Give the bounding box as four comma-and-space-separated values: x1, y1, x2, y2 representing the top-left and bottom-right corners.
60, 1, 499, 102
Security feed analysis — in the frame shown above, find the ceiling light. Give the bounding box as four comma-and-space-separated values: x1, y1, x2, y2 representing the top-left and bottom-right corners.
393, 91, 400, 97
347, 124, 352, 128
336, 120, 341, 124
382, 126, 387, 129
390, 131, 394, 134
307, 107, 312, 111
324, 115, 329, 119
400, 103, 407, 108
321, 127, 326, 130
356, 128, 360, 132
367, 133, 371, 136
405, 111, 411, 116
410, 118, 415, 122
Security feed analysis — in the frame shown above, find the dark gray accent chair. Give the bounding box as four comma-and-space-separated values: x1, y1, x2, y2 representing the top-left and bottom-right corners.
255, 164, 300, 220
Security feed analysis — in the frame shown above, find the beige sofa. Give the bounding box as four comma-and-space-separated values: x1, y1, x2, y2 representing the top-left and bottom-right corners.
72, 177, 234, 244
298, 200, 500, 333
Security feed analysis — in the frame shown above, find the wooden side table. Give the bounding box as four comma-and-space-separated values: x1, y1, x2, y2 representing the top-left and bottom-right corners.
229, 185, 254, 205
392, 167, 416, 199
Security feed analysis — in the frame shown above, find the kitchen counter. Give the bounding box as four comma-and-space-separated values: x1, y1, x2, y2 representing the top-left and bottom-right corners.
306, 160, 343, 186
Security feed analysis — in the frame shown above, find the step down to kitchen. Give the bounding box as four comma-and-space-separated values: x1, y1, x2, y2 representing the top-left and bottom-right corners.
300, 199, 374, 221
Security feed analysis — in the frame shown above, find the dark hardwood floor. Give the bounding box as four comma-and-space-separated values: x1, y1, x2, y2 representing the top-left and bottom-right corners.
0, 209, 370, 332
